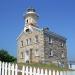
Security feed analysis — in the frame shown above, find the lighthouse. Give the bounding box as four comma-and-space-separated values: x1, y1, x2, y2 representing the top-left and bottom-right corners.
23, 8, 39, 27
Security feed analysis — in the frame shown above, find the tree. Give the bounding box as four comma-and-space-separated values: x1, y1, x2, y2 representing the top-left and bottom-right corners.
0, 49, 16, 62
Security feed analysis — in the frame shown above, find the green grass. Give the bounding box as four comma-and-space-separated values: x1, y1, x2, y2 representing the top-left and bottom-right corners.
17, 63, 67, 71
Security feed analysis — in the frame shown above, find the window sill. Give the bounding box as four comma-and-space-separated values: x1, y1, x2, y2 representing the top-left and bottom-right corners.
35, 55, 39, 57
20, 46, 25, 48
26, 44, 32, 46
34, 42, 40, 44
49, 42, 53, 44
20, 58, 24, 59
49, 55, 53, 57
61, 57, 65, 59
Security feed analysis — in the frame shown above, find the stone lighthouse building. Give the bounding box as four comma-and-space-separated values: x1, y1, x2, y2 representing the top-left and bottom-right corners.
17, 8, 68, 67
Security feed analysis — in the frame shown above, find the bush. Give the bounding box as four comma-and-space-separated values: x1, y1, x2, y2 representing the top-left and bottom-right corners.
0, 49, 16, 62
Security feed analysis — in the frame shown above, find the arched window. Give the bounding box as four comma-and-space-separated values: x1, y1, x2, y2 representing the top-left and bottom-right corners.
26, 28, 30, 32
27, 19, 28, 23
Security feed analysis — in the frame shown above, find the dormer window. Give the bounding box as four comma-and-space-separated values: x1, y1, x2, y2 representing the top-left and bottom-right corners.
61, 42, 64, 47
49, 37, 53, 44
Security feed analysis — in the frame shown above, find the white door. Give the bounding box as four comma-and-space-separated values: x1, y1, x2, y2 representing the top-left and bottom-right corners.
25, 50, 30, 63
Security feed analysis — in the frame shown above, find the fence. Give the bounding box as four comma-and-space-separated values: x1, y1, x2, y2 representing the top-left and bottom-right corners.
0, 61, 75, 75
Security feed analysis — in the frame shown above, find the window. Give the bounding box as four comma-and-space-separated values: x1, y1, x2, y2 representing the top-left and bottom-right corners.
27, 19, 28, 23
21, 52, 23, 58
26, 28, 30, 32
35, 49, 39, 56
49, 37, 53, 44
35, 35, 38, 43
26, 38, 32, 45
21, 41, 23, 47
61, 42, 64, 47
26, 39, 28, 45
26, 50, 29, 55
30, 49, 32, 62
49, 49, 53, 56
29, 38, 32, 45
61, 51, 65, 58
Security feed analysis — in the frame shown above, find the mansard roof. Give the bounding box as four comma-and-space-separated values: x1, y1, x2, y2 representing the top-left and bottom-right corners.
43, 27, 67, 41
16, 26, 66, 42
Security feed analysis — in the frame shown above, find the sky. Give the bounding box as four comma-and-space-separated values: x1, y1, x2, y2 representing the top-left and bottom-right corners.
0, 0, 75, 60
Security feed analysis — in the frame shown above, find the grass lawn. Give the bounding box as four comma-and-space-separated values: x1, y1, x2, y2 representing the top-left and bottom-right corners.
17, 63, 68, 71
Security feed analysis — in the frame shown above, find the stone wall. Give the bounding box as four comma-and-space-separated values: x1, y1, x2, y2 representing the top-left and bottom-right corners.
17, 28, 45, 63
17, 27, 68, 67
43, 30, 68, 67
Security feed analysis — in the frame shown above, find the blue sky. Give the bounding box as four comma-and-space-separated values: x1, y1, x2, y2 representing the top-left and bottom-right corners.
0, 0, 75, 60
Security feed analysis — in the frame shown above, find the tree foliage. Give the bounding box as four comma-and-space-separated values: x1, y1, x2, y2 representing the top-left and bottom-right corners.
0, 49, 16, 62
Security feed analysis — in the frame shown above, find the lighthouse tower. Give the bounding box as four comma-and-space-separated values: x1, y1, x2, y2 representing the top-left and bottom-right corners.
23, 8, 39, 28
